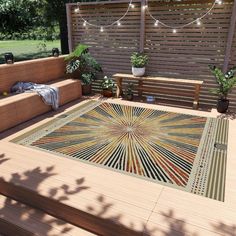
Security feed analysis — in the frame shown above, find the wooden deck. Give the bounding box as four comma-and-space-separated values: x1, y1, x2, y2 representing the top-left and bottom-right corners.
0, 98, 236, 236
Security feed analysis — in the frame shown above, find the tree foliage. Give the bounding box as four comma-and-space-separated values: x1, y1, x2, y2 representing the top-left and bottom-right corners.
0, 0, 44, 33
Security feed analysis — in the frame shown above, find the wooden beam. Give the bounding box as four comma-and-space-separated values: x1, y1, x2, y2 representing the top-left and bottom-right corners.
67, 0, 141, 6
66, 4, 73, 53
223, 0, 236, 73
139, 0, 146, 53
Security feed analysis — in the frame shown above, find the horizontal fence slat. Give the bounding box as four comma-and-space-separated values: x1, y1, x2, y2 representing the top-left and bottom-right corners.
68, 0, 236, 110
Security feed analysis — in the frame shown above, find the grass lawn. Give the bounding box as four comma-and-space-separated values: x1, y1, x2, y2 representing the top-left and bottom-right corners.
0, 40, 61, 64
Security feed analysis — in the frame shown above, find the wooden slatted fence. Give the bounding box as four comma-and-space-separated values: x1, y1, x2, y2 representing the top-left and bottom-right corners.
66, 0, 236, 110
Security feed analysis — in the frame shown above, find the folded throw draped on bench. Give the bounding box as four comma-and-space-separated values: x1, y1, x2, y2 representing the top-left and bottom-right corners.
11, 82, 59, 110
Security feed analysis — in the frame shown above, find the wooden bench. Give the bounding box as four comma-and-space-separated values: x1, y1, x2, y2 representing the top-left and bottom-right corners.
0, 56, 82, 133
113, 73, 203, 109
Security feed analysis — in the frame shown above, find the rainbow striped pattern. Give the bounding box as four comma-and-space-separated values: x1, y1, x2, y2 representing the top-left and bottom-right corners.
13, 102, 228, 201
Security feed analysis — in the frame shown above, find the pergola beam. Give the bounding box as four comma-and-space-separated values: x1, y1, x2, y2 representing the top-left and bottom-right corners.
139, 0, 146, 53
66, 4, 73, 53
223, 0, 236, 73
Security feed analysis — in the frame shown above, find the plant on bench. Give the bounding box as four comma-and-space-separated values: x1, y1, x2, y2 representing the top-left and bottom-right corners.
209, 65, 236, 113
130, 52, 148, 77
65, 44, 102, 95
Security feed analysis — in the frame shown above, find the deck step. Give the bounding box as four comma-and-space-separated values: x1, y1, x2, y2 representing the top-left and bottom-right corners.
0, 195, 97, 236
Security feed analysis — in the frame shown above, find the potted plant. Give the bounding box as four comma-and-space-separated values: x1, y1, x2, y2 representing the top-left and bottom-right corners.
125, 83, 134, 101
130, 52, 148, 77
65, 44, 102, 95
101, 76, 115, 97
209, 65, 236, 113
81, 73, 94, 95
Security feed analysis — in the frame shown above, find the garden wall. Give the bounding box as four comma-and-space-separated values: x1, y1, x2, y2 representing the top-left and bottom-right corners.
66, 0, 236, 110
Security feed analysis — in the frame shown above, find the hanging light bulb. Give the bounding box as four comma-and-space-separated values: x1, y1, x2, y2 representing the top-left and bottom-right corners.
129, 3, 135, 8
74, 7, 80, 13
216, 0, 222, 4
117, 21, 121, 26
83, 21, 87, 27
196, 19, 201, 26
142, 5, 147, 10
154, 20, 159, 27
100, 27, 104, 32
173, 29, 177, 33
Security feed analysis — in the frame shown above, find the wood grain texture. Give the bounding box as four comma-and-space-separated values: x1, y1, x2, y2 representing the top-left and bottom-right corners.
0, 195, 97, 236
0, 56, 67, 93
0, 79, 82, 133
113, 73, 203, 109
68, 0, 236, 110
0, 98, 235, 236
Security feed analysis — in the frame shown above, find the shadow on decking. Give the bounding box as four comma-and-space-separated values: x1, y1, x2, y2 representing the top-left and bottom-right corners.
0, 154, 9, 165
217, 111, 236, 120
0, 155, 235, 236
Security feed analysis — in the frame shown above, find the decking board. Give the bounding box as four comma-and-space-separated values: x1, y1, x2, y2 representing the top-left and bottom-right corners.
0, 98, 236, 236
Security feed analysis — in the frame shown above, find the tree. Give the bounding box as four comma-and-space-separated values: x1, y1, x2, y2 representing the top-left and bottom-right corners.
44, 0, 76, 54
0, 0, 44, 33
44, 0, 98, 54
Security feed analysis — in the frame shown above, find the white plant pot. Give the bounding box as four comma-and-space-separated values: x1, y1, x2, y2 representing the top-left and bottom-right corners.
132, 67, 145, 77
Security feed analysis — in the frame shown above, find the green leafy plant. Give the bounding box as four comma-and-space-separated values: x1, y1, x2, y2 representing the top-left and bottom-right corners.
65, 44, 89, 62
81, 73, 93, 85
65, 44, 102, 85
131, 52, 148, 68
101, 76, 115, 91
126, 83, 133, 95
209, 65, 236, 100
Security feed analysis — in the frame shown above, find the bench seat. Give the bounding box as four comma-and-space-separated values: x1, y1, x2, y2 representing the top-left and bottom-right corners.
0, 78, 82, 133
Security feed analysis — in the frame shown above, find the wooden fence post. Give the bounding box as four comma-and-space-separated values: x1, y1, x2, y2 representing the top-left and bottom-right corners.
66, 4, 73, 53
223, 0, 236, 73
139, 0, 146, 53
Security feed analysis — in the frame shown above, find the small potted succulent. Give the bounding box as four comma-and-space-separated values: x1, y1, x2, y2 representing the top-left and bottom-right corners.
101, 76, 115, 97
131, 52, 148, 77
65, 44, 102, 95
125, 83, 134, 101
209, 65, 236, 113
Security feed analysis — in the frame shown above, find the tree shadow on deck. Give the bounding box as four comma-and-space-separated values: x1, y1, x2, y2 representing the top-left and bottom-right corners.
217, 111, 236, 120
0, 155, 235, 236
0, 154, 9, 165
0, 159, 90, 235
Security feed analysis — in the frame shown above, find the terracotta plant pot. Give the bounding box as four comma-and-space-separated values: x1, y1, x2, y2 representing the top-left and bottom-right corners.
132, 67, 145, 77
217, 99, 229, 113
102, 89, 113, 98
82, 84, 92, 95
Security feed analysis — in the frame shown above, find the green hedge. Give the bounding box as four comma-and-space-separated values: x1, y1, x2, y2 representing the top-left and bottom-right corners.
0, 26, 60, 41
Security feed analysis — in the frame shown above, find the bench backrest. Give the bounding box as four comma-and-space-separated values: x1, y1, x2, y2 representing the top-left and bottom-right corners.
0, 56, 66, 93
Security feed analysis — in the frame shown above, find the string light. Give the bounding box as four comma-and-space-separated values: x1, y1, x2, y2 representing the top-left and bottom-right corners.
146, 0, 220, 30
142, 5, 148, 10
197, 19, 201, 26
74, 0, 221, 33
129, 3, 135, 8
75, 0, 134, 32
74, 7, 79, 13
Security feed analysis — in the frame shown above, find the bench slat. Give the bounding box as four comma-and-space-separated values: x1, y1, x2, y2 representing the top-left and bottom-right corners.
113, 73, 203, 110
113, 73, 203, 85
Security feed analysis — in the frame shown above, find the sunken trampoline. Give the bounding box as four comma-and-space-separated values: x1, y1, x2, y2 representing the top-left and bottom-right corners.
12, 101, 228, 201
